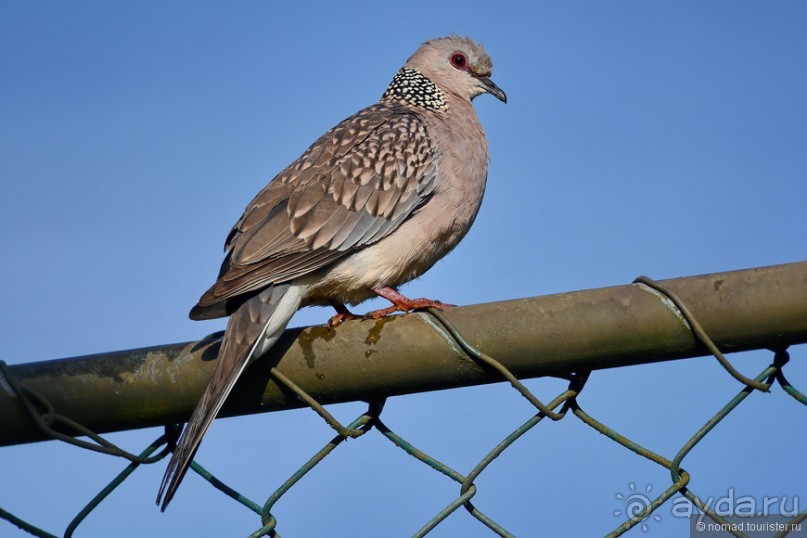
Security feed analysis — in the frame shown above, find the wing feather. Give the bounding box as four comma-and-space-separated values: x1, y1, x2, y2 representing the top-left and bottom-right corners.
190, 103, 438, 319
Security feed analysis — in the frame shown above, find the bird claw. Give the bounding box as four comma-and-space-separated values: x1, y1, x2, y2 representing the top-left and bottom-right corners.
363, 298, 455, 320
329, 291, 455, 326
327, 311, 363, 330
327, 300, 363, 330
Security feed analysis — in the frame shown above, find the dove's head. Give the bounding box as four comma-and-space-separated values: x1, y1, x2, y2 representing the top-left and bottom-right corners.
404, 35, 506, 104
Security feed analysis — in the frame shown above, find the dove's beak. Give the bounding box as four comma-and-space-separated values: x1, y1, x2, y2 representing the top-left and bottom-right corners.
479, 76, 507, 103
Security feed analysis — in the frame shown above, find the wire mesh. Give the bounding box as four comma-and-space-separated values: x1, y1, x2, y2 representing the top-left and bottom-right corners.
1, 276, 804, 537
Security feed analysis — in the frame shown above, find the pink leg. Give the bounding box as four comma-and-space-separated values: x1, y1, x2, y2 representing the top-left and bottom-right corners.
364, 286, 456, 319
327, 300, 362, 329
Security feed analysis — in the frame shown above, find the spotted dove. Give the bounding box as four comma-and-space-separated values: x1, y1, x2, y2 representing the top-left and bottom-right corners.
158, 35, 506, 510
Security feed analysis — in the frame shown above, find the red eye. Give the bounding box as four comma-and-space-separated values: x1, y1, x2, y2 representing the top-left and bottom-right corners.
450, 52, 467, 69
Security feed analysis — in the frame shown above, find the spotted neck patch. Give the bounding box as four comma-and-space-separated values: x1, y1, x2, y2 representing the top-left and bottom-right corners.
382, 68, 447, 111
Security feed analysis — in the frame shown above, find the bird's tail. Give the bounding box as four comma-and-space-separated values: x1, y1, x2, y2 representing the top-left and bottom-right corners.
157, 282, 307, 511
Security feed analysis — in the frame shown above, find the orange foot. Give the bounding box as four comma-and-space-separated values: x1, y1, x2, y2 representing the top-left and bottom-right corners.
327, 300, 362, 329
364, 286, 455, 320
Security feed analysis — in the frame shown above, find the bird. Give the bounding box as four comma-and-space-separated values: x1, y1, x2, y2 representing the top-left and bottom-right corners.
157, 35, 506, 510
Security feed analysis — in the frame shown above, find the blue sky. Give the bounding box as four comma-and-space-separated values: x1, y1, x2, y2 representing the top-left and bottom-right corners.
1, 2, 805, 537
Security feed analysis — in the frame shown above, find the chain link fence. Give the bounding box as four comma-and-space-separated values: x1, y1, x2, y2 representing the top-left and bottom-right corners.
1, 275, 805, 537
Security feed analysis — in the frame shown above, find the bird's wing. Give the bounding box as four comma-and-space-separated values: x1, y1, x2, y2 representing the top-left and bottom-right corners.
191, 103, 438, 319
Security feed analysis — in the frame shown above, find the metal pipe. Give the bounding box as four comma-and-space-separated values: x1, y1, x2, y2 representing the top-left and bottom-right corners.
1, 261, 805, 447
